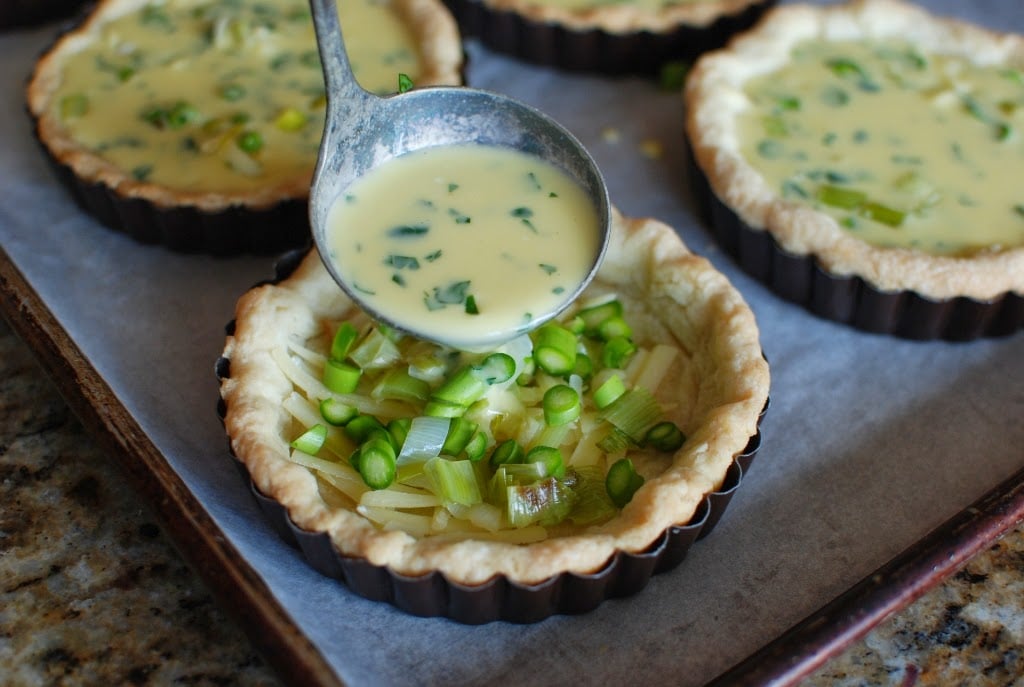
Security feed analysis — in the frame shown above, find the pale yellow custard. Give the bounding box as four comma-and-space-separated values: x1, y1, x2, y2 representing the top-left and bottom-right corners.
532, 0, 714, 9
324, 144, 601, 349
738, 40, 1024, 256
48, 0, 423, 194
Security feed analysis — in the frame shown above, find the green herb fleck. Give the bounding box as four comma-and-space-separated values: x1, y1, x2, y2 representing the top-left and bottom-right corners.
526, 172, 542, 191
59, 94, 89, 120
826, 57, 880, 92
448, 208, 471, 224
398, 73, 414, 94
465, 295, 479, 315
1013, 205, 1024, 219
388, 224, 429, 238
236, 131, 263, 153
539, 263, 557, 275
392, 274, 406, 286
384, 255, 420, 270
757, 139, 785, 159
424, 250, 442, 262
447, 182, 459, 193
424, 280, 471, 310
820, 85, 849, 107
131, 165, 153, 181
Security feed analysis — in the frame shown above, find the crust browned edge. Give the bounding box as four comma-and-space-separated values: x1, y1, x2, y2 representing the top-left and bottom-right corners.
216, 210, 771, 621
24, 0, 465, 255
444, 0, 776, 74
683, 0, 1024, 340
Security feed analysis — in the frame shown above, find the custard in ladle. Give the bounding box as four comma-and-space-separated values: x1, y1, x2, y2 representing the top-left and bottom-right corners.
323, 143, 602, 350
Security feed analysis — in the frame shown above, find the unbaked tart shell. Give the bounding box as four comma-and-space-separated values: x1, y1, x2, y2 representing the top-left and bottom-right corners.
216, 208, 770, 622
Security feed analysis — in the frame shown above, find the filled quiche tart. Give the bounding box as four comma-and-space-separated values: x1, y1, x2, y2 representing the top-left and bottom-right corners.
685, 0, 1024, 339
26, 0, 463, 254
217, 208, 769, 621
443, 0, 775, 74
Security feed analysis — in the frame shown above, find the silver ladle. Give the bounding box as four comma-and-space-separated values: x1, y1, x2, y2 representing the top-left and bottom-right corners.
307, 0, 610, 350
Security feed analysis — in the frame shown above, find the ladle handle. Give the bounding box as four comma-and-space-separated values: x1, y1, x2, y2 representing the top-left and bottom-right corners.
309, 0, 375, 124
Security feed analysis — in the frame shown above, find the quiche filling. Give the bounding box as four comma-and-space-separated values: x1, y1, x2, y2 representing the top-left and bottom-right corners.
324, 144, 602, 350
50, 0, 421, 193
528, 0, 720, 9
276, 294, 685, 541
738, 39, 1024, 256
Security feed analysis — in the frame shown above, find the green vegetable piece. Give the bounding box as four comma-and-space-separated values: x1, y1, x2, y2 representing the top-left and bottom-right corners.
465, 294, 479, 315
431, 366, 488, 408
600, 336, 636, 369
472, 353, 516, 385
532, 323, 577, 376
597, 315, 632, 342
320, 397, 357, 426
236, 130, 263, 154
592, 374, 626, 410
322, 359, 361, 394
348, 328, 400, 369
600, 388, 661, 443
507, 476, 575, 528
567, 466, 618, 525
489, 439, 524, 468
344, 414, 388, 444
425, 458, 481, 507
358, 437, 397, 490
525, 445, 565, 479
387, 418, 412, 451
397, 73, 414, 94
543, 385, 581, 427
275, 107, 307, 132
330, 322, 359, 361
572, 352, 594, 381
645, 421, 685, 452
371, 368, 430, 403
816, 184, 867, 210
60, 94, 89, 120
290, 424, 327, 455
464, 432, 488, 462
606, 458, 645, 509
860, 201, 905, 228
441, 417, 478, 456
577, 298, 623, 336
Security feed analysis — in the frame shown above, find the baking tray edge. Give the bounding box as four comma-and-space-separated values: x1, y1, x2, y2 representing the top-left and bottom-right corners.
3, 242, 1022, 686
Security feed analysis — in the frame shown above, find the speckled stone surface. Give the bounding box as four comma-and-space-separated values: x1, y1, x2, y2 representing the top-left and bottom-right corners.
0, 315, 1021, 686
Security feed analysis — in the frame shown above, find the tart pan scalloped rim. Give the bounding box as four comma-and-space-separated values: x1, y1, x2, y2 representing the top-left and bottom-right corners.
686, 149, 1024, 342
213, 248, 770, 624
442, 0, 776, 75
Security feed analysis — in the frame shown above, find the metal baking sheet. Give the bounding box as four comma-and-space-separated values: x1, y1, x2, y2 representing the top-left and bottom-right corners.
2, 2, 1022, 684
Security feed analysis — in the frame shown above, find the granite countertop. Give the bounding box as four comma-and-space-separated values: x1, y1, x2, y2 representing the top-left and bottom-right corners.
1, 314, 1021, 686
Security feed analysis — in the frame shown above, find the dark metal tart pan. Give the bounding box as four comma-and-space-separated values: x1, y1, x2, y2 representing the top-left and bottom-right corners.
442, 0, 776, 75
214, 248, 770, 624
686, 148, 1024, 342
0, 0, 88, 30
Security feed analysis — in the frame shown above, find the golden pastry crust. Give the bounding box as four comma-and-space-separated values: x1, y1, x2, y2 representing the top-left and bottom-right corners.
685, 0, 1024, 301
26, 0, 463, 215
219, 208, 769, 585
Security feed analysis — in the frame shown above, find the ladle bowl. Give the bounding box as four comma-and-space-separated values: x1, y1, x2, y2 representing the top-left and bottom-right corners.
308, 0, 611, 350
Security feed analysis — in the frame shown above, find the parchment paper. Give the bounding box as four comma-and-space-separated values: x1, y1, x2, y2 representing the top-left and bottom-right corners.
2, 1, 1022, 684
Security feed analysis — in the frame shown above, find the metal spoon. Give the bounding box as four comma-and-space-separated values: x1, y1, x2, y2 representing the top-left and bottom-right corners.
307, 0, 610, 350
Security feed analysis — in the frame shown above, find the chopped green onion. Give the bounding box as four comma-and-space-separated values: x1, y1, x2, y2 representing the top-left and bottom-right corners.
597, 315, 632, 342
860, 201, 905, 228
441, 417, 478, 456
532, 323, 577, 375
572, 352, 594, 381
322, 359, 361, 394
577, 297, 623, 336
525, 445, 565, 479
431, 366, 488, 408
489, 439, 524, 468
507, 476, 575, 528
567, 466, 617, 525
601, 336, 636, 369
472, 353, 516, 385
423, 399, 467, 418
319, 397, 357, 426
606, 458, 645, 508
601, 388, 661, 443
349, 328, 401, 369
371, 368, 430, 403
387, 417, 411, 449
330, 322, 359, 361
592, 373, 626, 409
424, 458, 481, 507
645, 421, 685, 452
59, 94, 89, 120
816, 185, 867, 210
543, 385, 581, 427
291, 424, 328, 455
358, 437, 397, 490
275, 107, 307, 132
344, 414, 388, 444
396, 416, 449, 464
236, 130, 263, 154
464, 432, 488, 462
